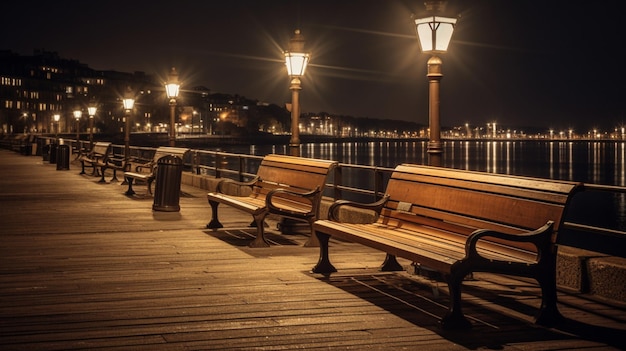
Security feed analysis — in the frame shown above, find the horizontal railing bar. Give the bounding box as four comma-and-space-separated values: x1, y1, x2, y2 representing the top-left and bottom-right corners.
562, 222, 626, 239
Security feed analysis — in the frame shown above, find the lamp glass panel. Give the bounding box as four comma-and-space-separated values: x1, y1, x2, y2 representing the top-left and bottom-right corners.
165, 83, 180, 99
122, 98, 135, 110
87, 106, 97, 116
434, 16, 456, 51
415, 21, 434, 51
285, 52, 310, 77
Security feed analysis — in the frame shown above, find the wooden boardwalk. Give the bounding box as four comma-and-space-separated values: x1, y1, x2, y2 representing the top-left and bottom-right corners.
0, 149, 624, 350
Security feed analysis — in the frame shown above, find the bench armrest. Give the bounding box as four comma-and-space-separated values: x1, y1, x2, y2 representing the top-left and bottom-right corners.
327, 194, 390, 222
265, 186, 321, 217
135, 161, 155, 173
216, 176, 260, 193
465, 220, 555, 261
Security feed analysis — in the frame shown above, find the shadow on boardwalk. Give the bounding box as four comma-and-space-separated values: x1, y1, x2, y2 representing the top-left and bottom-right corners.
0, 149, 624, 350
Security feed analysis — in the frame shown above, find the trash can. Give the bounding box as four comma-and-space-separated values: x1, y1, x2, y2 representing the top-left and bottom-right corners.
36, 138, 44, 156
152, 155, 183, 212
42, 144, 50, 162
56, 144, 70, 170
49, 143, 58, 164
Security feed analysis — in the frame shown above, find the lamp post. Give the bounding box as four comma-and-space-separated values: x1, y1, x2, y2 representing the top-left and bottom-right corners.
53, 114, 60, 138
73, 110, 82, 152
122, 92, 135, 164
87, 105, 97, 150
284, 29, 310, 157
165, 67, 180, 147
414, 0, 456, 166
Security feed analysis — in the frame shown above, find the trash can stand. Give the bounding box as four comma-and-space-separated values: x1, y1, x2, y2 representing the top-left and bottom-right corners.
152, 155, 183, 212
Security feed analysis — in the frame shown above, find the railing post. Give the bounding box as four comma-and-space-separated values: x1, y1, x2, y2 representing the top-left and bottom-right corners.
375, 167, 384, 201
194, 151, 200, 175
214, 153, 221, 179
238, 156, 245, 182
334, 166, 343, 201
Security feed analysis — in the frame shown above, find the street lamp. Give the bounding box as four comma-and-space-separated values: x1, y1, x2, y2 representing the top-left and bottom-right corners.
73, 110, 82, 152
87, 105, 97, 150
284, 29, 310, 157
122, 91, 135, 163
414, 0, 457, 166
53, 114, 60, 138
165, 67, 180, 147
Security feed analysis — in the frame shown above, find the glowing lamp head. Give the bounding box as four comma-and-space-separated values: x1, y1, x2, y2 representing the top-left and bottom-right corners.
122, 87, 135, 111
284, 29, 310, 77
73, 110, 82, 120
414, 1, 457, 54
122, 98, 135, 111
165, 67, 180, 99
87, 106, 97, 117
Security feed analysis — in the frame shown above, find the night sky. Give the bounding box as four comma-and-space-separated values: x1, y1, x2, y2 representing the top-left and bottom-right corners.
2, 0, 624, 133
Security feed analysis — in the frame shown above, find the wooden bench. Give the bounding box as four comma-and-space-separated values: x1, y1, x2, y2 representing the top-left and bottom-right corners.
206, 154, 338, 248
312, 164, 582, 330
78, 142, 112, 182
123, 146, 190, 195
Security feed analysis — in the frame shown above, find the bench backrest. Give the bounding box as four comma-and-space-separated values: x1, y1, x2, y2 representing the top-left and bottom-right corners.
254, 154, 337, 196
381, 164, 582, 251
90, 142, 111, 157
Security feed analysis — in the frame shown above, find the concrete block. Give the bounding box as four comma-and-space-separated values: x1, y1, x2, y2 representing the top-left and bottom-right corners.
557, 249, 586, 292
588, 256, 626, 303
182, 173, 221, 192
557, 246, 609, 292
319, 197, 378, 223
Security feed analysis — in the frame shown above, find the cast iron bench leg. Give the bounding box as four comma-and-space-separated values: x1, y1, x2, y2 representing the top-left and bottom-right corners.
98, 165, 107, 183
534, 259, 563, 326
125, 177, 136, 195
249, 212, 270, 248
311, 232, 337, 274
380, 254, 404, 271
440, 268, 472, 330
110, 168, 119, 183
206, 200, 224, 229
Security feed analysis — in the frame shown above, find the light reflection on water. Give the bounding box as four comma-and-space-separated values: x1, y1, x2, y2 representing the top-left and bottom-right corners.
235, 140, 626, 186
